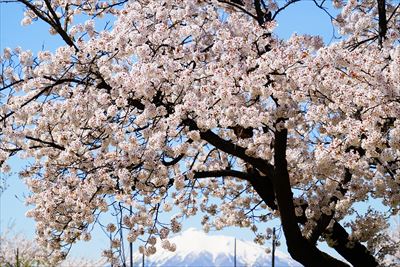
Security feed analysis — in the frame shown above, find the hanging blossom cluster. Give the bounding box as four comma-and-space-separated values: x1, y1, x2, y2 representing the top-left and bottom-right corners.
1, 0, 399, 266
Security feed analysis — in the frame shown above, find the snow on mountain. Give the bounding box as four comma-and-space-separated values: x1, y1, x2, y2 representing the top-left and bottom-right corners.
133, 228, 301, 267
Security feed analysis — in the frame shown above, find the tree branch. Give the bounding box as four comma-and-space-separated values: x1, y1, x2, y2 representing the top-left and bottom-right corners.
217, 0, 258, 21
17, 0, 78, 50
194, 169, 253, 181
307, 169, 352, 244
183, 118, 275, 178
25, 136, 65, 150
377, 0, 387, 44
324, 221, 379, 266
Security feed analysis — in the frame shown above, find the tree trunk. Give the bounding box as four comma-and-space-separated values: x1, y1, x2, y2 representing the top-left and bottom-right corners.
268, 128, 348, 267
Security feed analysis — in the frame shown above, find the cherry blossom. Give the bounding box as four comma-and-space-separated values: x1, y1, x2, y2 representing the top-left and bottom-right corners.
1, 0, 399, 266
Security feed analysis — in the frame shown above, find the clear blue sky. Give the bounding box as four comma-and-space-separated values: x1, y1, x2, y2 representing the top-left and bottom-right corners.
0, 0, 374, 263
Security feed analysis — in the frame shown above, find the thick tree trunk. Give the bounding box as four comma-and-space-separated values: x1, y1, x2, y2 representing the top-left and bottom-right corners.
251, 169, 378, 267
187, 119, 377, 266
268, 128, 348, 267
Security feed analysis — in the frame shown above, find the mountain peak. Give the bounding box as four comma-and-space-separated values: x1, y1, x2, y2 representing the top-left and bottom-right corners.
133, 228, 301, 267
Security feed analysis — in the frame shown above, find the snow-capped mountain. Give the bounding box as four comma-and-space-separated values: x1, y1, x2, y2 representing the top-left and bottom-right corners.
133, 228, 301, 267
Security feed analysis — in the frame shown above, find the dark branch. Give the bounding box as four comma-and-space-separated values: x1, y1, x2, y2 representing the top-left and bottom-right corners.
194, 169, 253, 181
183, 118, 274, 177
162, 154, 184, 166
217, 0, 258, 21
324, 221, 379, 266
307, 169, 352, 244
25, 136, 65, 150
17, 0, 78, 50
377, 0, 387, 44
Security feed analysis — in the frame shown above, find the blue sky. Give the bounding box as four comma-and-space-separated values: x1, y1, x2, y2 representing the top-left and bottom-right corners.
0, 0, 363, 263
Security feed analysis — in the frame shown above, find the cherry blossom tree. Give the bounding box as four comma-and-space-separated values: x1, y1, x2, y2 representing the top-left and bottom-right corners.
1, 0, 399, 266
0, 228, 106, 266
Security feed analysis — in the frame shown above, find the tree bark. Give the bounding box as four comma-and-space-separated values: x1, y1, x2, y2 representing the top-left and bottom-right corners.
269, 128, 348, 267
324, 222, 378, 267
377, 0, 387, 44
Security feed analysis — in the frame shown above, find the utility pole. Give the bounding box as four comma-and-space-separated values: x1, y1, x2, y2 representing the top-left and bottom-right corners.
16, 248, 19, 267
272, 227, 276, 267
129, 206, 133, 267
234, 238, 237, 267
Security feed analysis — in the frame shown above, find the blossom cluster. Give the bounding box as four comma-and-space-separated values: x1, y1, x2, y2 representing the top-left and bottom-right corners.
0, 229, 105, 266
